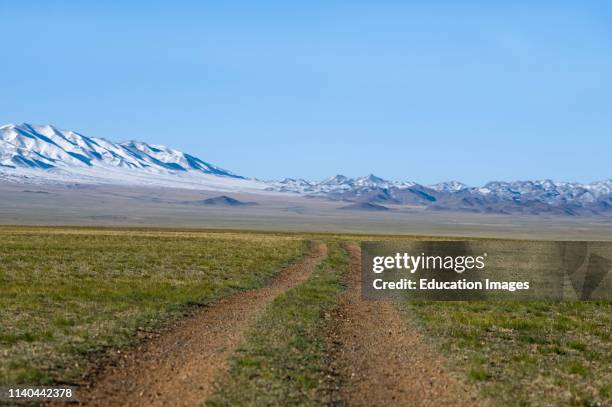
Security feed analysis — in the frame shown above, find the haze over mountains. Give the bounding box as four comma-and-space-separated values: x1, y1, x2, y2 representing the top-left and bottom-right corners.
1, 123, 610, 216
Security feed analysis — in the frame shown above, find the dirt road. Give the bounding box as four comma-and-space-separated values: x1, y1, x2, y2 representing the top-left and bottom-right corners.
78, 241, 327, 406
326, 242, 481, 407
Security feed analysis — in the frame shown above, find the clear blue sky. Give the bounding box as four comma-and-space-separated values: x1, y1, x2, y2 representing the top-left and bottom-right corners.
1, 1, 611, 185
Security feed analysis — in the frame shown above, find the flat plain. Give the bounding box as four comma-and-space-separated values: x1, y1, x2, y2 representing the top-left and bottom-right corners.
0, 226, 305, 385
0, 225, 610, 406
2, 182, 612, 240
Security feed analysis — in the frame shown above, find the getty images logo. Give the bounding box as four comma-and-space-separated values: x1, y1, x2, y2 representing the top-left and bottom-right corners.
372, 252, 488, 274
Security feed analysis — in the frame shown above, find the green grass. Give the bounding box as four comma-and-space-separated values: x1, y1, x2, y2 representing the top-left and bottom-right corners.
405, 301, 612, 406
206, 240, 348, 406
2, 226, 610, 407
0, 227, 306, 385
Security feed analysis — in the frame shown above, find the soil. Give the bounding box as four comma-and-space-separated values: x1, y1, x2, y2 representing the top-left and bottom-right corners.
326, 242, 482, 407
76, 241, 327, 406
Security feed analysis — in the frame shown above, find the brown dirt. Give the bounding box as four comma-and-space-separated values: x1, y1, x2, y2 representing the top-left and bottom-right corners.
326, 242, 482, 407
76, 240, 327, 407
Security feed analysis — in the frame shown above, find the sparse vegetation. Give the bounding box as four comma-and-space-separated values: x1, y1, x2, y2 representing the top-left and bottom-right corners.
1, 226, 610, 407
404, 301, 612, 406
206, 240, 348, 406
0, 226, 306, 385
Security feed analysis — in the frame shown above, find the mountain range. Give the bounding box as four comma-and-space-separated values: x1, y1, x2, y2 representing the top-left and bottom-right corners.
1, 123, 610, 216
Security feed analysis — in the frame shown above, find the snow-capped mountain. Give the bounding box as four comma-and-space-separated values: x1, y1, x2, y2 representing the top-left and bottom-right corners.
1, 123, 610, 216
429, 181, 469, 193
0, 123, 239, 176
269, 174, 416, 195
268, 174, 612, 216
0, 123, 276, 193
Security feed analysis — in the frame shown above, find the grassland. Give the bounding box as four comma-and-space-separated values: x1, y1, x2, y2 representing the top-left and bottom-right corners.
206, 240, 347, 406
0, 226, 306, 385
207, 232, 611, 406
405, 301, 611, 406
0, 226, 610, 407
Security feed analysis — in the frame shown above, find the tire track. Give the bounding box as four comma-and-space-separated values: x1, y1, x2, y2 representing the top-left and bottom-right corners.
77, 240, 327, 406
327, 242, 482, 406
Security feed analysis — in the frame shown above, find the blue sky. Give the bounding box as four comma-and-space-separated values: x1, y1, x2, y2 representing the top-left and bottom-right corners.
1, 1, 611, 185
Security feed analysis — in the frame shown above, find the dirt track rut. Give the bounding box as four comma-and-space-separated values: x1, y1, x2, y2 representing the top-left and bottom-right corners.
327, 242, 481, 407
78, 240, 327, 406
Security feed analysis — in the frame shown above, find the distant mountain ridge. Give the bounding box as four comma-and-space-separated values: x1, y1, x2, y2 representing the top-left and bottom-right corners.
195, 196, 257, 206
269, 175, 612, 216
1, 123, 610, 216
0, 123, 239, 177
339, 202, 391, 211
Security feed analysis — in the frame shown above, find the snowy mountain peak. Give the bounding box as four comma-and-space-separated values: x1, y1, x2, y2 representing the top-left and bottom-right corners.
321, 174, 350, 185
429, 181, 469, 192
0, 123, 240, 178
0, 123, 610, 216
354, 174, 389, 187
